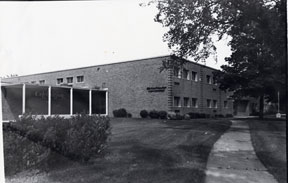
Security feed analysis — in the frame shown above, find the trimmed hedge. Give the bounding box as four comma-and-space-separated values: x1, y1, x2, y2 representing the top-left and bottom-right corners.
113, 108, 127, 117
4, 114, 111, 162
149, 110, 160, 119
140, 110, 149, 118
159, 111, 168, 119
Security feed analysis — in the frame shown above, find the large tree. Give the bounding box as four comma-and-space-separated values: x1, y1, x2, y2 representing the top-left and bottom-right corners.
153, 0, 286, 118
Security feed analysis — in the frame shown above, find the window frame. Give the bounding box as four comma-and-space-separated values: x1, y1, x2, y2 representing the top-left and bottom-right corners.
57, 78, 63, 85
191, 71, 198, 81
192, 98, 198, 108
66, 77, 73, 84
76, 75, 84, 83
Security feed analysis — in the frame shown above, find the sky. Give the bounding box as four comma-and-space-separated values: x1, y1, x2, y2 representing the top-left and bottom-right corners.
0, 0, 231, 78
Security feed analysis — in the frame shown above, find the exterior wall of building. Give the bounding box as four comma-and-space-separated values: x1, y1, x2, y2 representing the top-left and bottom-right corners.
3, 57, 170, 117
170, 62, 234, 116
3, 56, 234, 118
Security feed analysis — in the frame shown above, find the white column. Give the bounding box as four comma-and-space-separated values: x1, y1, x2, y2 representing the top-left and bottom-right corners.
48, 86, 51, 116
105, 90, 108, 116
89, 89, 92, 115
0, 78, 6, 182
22, 84, 26, 114
70, 88, 73, 115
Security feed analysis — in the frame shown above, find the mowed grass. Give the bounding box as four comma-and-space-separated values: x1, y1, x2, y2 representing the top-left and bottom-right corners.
6, 118, 231, 183
248, 119, 286, 183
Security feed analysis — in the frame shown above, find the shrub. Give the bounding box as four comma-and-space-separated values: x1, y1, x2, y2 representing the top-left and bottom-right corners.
113, 108, 127, 117
149, 110, 160, 119
226, 114, 233, 118
127, 113, 132, 118
3, 129, 50, 176
5, 114, 111, 162
159, 111, 168, 119
184, 114, 190, 120
175, 113, 184, 120
167, 112, 176, 120
198, 113, 206, 118
188, 112, 199, 119
140, 110, 149, 118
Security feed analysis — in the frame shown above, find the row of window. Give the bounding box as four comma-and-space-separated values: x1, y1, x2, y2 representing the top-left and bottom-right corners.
30, 76, 84, 85
173, 97, 228, 108
57, 76, 84, 84
173, 68, 217, 84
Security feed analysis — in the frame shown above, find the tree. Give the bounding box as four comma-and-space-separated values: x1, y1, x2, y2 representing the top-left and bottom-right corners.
154, 0, 286, 118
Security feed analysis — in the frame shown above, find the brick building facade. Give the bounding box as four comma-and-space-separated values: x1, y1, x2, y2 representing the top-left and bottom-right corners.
2, 55, 234, 118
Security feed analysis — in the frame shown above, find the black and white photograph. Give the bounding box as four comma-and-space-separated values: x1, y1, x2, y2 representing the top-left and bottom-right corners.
0, 0, 286, 183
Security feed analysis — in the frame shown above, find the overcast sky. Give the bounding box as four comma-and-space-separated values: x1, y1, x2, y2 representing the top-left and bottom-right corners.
0, 0, 231, 77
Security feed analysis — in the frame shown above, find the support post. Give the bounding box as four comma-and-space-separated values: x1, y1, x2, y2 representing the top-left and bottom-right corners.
70, 88, 73, 115
0, 78, 6, 182
48, 86, 51, 116
22, 84, 26, 114
89, 89, 92, 115
105, 90, 108, 116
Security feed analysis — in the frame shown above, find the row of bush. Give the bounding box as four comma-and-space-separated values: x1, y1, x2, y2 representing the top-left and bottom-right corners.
4, 114, 111, 162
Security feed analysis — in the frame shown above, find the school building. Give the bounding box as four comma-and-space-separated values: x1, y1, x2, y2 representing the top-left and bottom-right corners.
2, 55, 239, 120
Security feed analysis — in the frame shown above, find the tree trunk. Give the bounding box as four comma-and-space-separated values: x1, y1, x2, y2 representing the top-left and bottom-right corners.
259, 95, 264, 119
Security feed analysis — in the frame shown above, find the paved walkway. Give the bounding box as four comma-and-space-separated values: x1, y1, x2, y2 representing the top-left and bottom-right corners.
205, 120, 278, 183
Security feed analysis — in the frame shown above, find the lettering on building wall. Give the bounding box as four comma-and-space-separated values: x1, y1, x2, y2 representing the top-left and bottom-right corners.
146, 87, 166, 93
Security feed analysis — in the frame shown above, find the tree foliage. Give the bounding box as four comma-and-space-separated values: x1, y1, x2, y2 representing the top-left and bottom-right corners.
154, 0, 286, 113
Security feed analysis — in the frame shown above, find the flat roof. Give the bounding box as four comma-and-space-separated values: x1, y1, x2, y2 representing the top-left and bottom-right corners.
2, 55, 219, 79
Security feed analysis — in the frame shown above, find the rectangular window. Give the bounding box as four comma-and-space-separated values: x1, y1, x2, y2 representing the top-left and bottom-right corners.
192, 98, 198, 108
206, 75, 212, 84
213, 76, 217, 85
224, 101, 228, 108
76, 75, 84, 83
174, 82, 180, 86
174, 96, 181, 107
183, 69, 189, 80
173, 68, 181, 78
67, 77, 73, 84
39, 80, 45, 84
184, 97, 190, 107
207, 99, 212, 108
57, 78, 63, 85
31, 81, 36, 84
213, 100, 218, 108
192, 71, 198, 81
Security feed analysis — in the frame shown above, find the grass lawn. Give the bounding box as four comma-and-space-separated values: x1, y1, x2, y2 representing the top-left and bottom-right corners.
5, 118, 231, 183
248, 119, 286, 183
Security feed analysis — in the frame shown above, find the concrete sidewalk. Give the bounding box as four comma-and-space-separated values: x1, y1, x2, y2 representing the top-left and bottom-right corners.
205, 120, 278, 183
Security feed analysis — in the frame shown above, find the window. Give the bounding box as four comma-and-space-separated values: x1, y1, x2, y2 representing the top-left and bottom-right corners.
213, 76, 217, 85
174, 96, 181, 107
31, 81, 36, 84
206, 75, 212, 84
57, 78, 63, 85
192, 98, 198, 108
174, 82, 180, 86
207, 99, 212, 108
183, 69, 189, 80
224, 101, 228, 108
173, 68, 181, 78
192, 71, 198, 81
213, 100, 217, 108
39, 80, 45, 84
77, 76, 84, 83
67, 77, 73, 84
184, 97, 190, 107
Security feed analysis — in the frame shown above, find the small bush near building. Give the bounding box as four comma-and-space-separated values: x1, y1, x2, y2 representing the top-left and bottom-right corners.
149, 110, 160, 119
4, 114, 111, 162
184, 114, 191, 120
113, 108, 127, 117
167, 112, 176, 120
226, 114, 233, 118
140, 110, 149, 118
159, 111, 168, 119
127, 113, 132, 118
